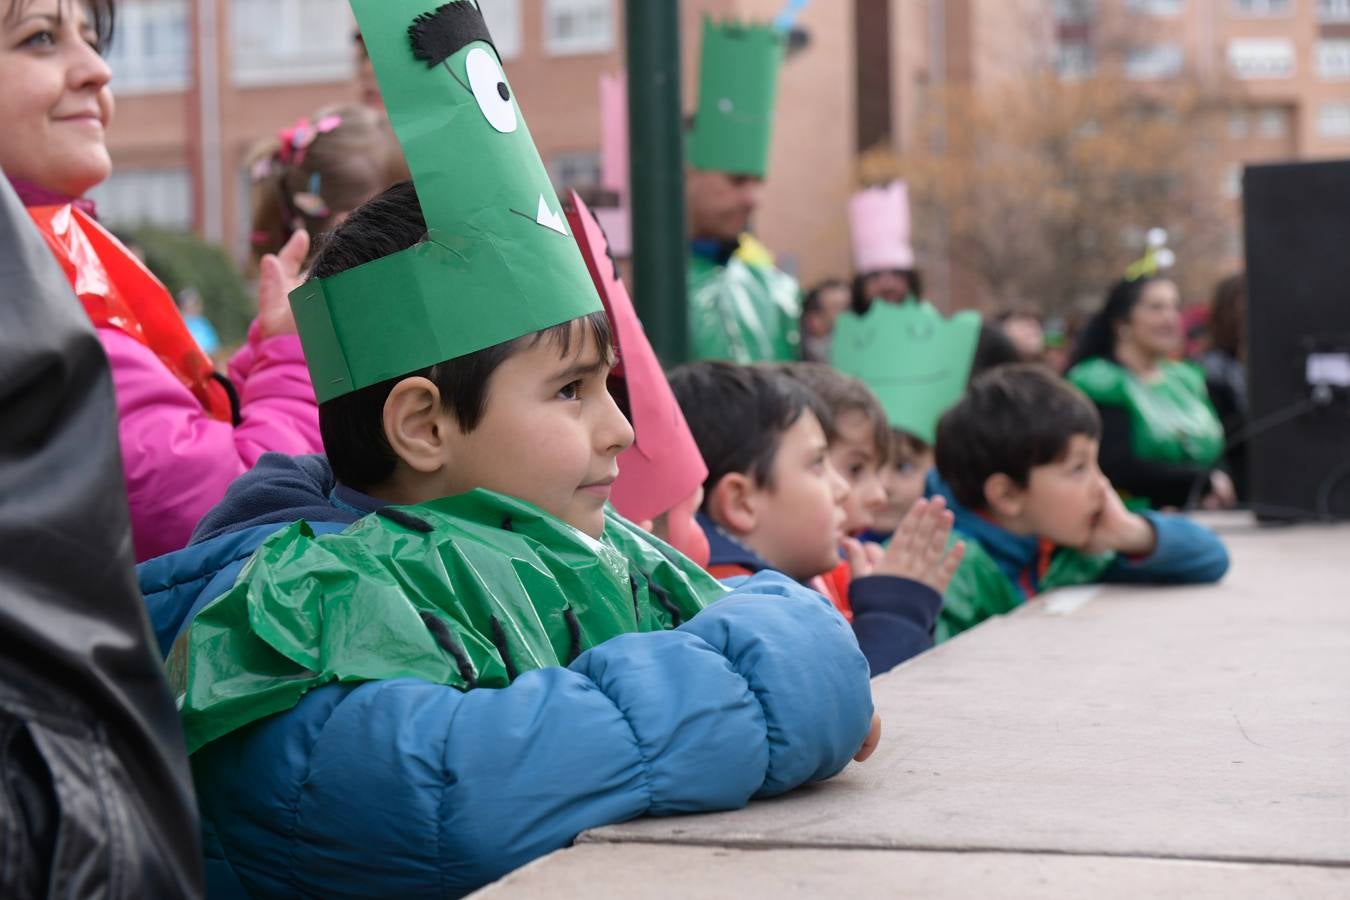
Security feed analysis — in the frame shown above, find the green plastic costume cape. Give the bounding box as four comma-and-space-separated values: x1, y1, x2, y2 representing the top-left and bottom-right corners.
290, 0, 601, 402
686, 17, 785, 178
688, 240, 801, 363
170, 491, 726, 754
935, 538, 1115, 643
1068, 357, 1224, 478
831, 300, 981, 445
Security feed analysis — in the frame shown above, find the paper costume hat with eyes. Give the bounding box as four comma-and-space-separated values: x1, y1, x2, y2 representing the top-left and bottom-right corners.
290, 0, 601, 403
564, 192, 707, 524
686, 17, 786, 178
830, 300, 981, 444
849, 180, 915, 275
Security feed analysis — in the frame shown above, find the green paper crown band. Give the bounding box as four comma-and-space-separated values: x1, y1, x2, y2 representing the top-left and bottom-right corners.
830, 300, 981, 445
292, 0, 601, 403
686, 17, 785, 179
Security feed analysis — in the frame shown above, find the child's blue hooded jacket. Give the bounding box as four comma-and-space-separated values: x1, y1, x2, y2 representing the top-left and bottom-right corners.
138, 454, 873, 899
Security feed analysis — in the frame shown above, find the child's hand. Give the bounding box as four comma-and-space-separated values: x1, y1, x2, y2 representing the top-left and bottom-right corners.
257, 229, 310, 339
854, 712, 882, 762
844, 496, 966, 595
1082, 475, 1157, 557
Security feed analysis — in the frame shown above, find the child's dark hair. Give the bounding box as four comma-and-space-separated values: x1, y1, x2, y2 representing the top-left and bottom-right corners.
850, 268, 924, 315
891, 427, 929, 464
935, 364, 1101, 510
769, 362, 890, 466
801, 278, 847, 317
668, 361, 827, 509
309, 181, 612, 490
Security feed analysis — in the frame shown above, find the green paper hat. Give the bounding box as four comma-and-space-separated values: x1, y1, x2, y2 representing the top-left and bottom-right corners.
686, 17, 785, 179
830, 300, 981, 445
291, 0, 601, 402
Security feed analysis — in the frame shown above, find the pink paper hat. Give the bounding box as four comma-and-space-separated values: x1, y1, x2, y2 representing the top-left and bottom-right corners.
564, 191, 708, 523
848, 180, 915, 274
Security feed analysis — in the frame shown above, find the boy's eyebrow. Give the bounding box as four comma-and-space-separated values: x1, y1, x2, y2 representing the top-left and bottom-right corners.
408, 2, 496, 69
549, 354, 609, 384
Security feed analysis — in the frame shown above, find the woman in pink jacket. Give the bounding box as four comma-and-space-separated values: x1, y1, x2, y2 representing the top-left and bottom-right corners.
1, 0, 322, 560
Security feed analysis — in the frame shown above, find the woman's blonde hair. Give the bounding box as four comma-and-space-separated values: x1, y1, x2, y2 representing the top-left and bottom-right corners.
246, 103, 408, 271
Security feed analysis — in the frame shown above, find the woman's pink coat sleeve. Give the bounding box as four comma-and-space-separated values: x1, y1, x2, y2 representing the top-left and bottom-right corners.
101, 326, 321, 562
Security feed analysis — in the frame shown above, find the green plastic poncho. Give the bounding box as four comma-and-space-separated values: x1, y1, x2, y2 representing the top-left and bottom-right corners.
1068, 357, 1224, 488
170, 490, 726, 754
688, 242, 800, 363
935, 538, 1116, 643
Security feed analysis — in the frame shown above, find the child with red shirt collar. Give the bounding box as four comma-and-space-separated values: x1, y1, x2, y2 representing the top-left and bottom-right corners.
670, 360, 964, 675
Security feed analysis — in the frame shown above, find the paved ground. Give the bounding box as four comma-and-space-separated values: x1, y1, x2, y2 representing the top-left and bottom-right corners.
474, 514, 1350, 897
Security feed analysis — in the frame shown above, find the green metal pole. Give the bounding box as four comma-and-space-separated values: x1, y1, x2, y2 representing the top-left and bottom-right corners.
625, 0, 687, 365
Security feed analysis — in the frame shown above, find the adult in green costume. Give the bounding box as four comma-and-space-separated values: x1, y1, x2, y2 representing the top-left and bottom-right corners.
686, 17, 800, 363
1067, 275, 1234, 510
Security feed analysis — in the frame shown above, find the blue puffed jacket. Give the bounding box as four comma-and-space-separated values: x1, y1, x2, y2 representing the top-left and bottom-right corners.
138, 454, 874, 899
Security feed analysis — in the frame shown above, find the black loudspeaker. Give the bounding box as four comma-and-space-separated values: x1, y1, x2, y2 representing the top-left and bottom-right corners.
1243, 159, 1350, 522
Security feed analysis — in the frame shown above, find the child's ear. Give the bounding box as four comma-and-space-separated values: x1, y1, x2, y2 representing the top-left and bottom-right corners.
383, 377, 453, 474
707, 472, 758, 536
983, 473, 1024, 519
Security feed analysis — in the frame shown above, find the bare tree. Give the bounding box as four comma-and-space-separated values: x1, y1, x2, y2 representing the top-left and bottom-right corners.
893, 7, 1242, 315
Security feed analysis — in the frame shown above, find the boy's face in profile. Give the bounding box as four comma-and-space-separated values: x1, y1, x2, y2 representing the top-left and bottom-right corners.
742, 410, 849, 581
828, 409, 887, 536
435, 319, 634, 538
873, 439, 934, 536
1006, 434, 1107, 547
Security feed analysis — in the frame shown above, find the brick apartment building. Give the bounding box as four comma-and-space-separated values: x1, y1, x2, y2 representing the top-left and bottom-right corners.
99, 0, 1350, 300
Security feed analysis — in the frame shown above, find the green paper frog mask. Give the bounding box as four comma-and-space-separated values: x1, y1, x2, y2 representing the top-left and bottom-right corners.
397, 0, 568, 237
291, 0, 601, 402
830, 300, 981, 444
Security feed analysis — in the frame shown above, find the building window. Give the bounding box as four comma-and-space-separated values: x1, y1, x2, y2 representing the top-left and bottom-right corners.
1257, 107, 1290, 136
1317, 40, 1350, 79
1056, 41, 1097, 78
1231, 0, 1293, 14
1227, 110, 1250, 137
86, 168, 193, 231
547, 150, 601, 193
102, 0, 189, 94
1318, 103, 1350, 137
1228, 38, 1296, 78
1126, 43, 1184, 79
1319, 0, 1350, 22
481, 0, 522, 60
1222, 165, 1243, 199
231, 0, 353, 86
1126, 0, 1183, 15
543, 0, 613, 56
1053, 0, 1099, 21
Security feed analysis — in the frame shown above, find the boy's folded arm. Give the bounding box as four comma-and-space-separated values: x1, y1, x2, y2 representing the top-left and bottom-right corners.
203, 628, 775, 898
676, 570, 875, 797
846, 575, 942, 676
1104, 511, 1230, 585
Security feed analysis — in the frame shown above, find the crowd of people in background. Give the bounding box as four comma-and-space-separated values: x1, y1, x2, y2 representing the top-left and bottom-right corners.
2, 1, 1244, 898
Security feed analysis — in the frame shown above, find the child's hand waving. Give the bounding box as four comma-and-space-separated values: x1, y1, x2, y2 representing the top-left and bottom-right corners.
844, 496, 966, 595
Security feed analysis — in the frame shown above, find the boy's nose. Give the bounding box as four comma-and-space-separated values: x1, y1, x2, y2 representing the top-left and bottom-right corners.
598, 390, 635, 455
827, 460, 850, 503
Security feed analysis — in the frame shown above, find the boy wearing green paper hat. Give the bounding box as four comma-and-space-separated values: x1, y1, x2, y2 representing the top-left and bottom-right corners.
686, 17, 801, 363
138, 3, 877, 897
